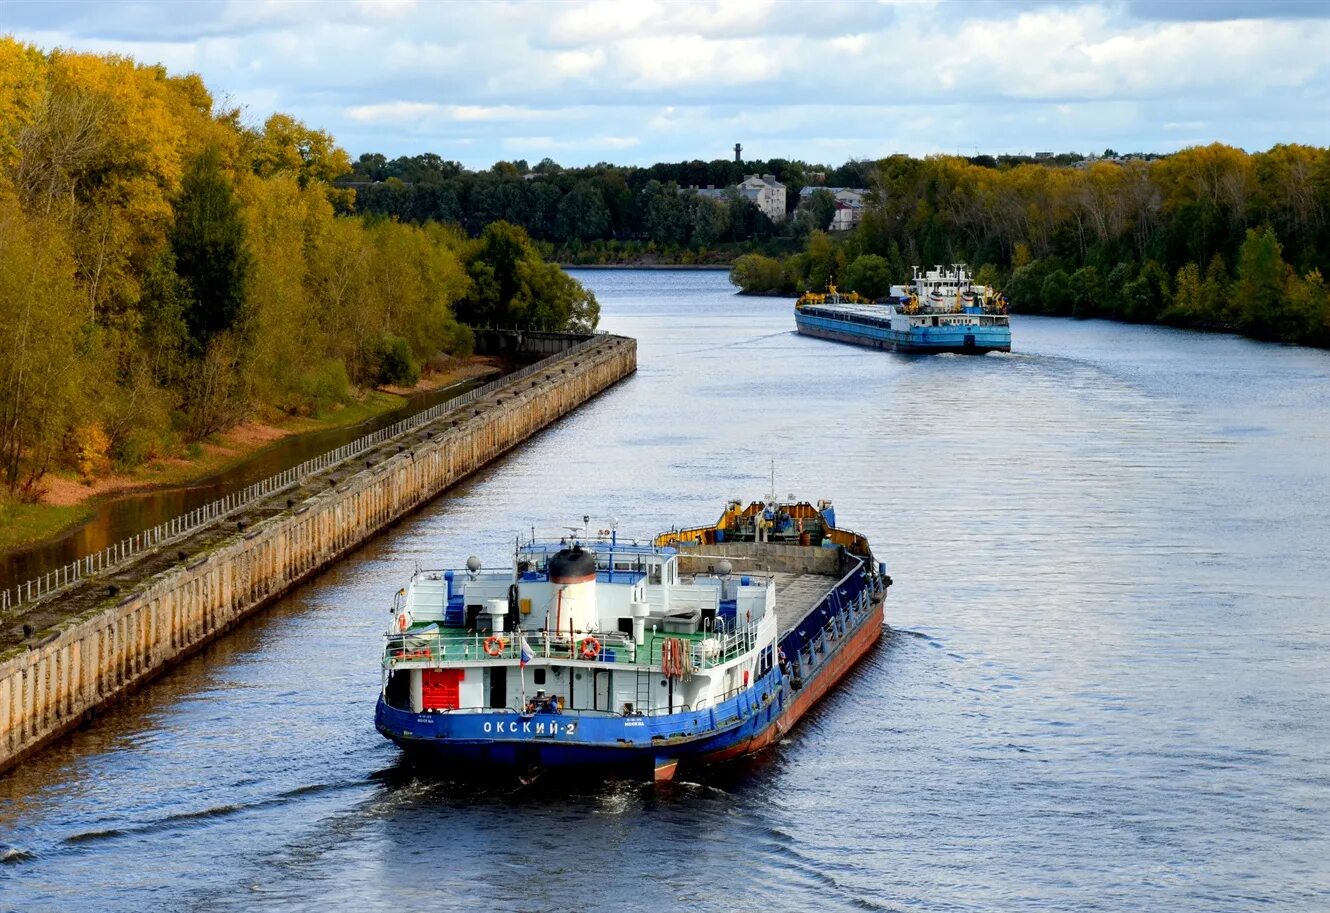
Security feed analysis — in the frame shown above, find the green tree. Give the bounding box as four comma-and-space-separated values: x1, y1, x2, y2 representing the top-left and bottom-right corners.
1283, 269, 1329, 344
458, 221, 529, 327
457, 221, 599, 332
555, 182, 610, 242
518, 260, 600, 332
640, 181, 692, 246
1131, 260, 1172, 322
1102, 261, 1138, 319
1040, 269, 1072, 314
729, 253, 788, 294
1161, 261, 1203, 325
805, 189, 838, 232
1232, 227, 1289, 336
804, 230, 845, 290
369, 333, 420, 386
1200, 253, 1231, 325
691, 197, 729, 248
171, 147, 253, 353
843, 254, 894, 299
1068, 266, 1105, 317
1008, 260, 1051, 312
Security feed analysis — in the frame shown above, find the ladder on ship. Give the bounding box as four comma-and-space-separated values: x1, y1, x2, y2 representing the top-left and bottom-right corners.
635, 669, 652, 715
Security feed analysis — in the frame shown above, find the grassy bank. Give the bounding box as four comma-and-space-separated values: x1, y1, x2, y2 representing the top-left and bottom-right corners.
0, 362, 501, 555
0, 501, 91, 553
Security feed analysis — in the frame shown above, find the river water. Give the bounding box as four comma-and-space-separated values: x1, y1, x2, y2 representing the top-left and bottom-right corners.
2, 270, 1328, 912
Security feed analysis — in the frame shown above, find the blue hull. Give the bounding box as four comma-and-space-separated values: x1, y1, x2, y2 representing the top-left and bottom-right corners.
376, 668, 786, 774
795, 311, 1010, 354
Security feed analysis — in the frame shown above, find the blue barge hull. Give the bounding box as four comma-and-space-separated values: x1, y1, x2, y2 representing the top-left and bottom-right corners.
795, 310, 1011, 354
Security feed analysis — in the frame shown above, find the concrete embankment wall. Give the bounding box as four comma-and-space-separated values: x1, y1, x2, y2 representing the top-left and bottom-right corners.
0, 337, 636, 773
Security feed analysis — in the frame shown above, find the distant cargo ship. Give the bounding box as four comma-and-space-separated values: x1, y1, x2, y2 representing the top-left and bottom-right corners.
795, 264, 1011, 354
374, 499, 890, 782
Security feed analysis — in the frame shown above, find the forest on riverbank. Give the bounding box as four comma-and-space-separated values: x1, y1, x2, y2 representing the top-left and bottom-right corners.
0, 38, 598, 513
346, 152, 881, 264
729, 147, 1330, 347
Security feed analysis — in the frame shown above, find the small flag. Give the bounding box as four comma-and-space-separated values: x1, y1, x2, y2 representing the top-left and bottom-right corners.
519, 635, 534, 667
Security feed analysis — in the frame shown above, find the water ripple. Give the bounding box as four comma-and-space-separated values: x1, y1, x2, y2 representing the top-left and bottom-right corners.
2, 272, 1328, 913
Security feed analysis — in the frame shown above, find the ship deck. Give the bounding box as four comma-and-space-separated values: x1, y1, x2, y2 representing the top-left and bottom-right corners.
771, 572, 837, 637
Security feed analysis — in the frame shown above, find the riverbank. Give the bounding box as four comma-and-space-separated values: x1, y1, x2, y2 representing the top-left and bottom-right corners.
0, 359, 504, 555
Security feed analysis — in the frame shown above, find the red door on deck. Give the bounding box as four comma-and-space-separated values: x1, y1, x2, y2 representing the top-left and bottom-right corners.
421, 669, 464, 709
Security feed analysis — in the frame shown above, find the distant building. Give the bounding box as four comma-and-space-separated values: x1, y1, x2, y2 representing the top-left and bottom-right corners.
830, 199, 864, 231
737, 174, 786, 222
798, 186, 869, 231
685, 174, 787, 222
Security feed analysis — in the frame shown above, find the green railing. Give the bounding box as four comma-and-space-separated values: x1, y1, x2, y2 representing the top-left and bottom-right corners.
383, 623, 757, 671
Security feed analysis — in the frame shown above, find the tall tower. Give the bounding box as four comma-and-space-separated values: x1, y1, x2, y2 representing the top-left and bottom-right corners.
734, 142, 742, 163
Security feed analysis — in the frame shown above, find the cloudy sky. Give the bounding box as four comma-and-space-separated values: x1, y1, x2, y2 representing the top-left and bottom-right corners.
3, 0, 1329, 168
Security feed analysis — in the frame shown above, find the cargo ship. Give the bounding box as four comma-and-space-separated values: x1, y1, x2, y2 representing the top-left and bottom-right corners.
374, 500, 890, 782
795, 263, 1011, 354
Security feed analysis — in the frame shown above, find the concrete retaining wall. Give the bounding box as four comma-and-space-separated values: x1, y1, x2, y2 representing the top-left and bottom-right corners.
0, 336, 635, 772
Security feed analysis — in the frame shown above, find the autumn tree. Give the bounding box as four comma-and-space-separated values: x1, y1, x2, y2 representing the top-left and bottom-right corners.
0, 203, 93, 494
252, 113, 351, 188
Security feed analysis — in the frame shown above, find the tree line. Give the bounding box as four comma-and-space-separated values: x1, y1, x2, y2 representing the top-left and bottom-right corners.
729, 146, 1330, 346
0, 39, 596, 499
346, 153, 877, 260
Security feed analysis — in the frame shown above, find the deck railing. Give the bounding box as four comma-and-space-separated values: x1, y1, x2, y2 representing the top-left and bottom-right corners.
2, 334, 613, 616
382, 618, 759, 672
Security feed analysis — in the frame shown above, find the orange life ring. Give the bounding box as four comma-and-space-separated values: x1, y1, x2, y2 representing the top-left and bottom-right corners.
579, 636, 601, 660
483, 635, 506, 657
396, 612, 411, 633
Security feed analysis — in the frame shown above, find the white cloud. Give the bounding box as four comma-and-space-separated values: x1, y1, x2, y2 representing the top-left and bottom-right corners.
4, 0, 1327, 166
614, 35, 786, 88
355, 0, 418, 18
346, 101, 441, 123
503, 135, 641, 152
346, 103, 552, 125
551, 48, 606, 78
830, 34, 869, 55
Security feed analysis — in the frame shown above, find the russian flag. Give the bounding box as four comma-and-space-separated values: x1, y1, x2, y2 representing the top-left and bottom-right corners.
519, 635, 534, 667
